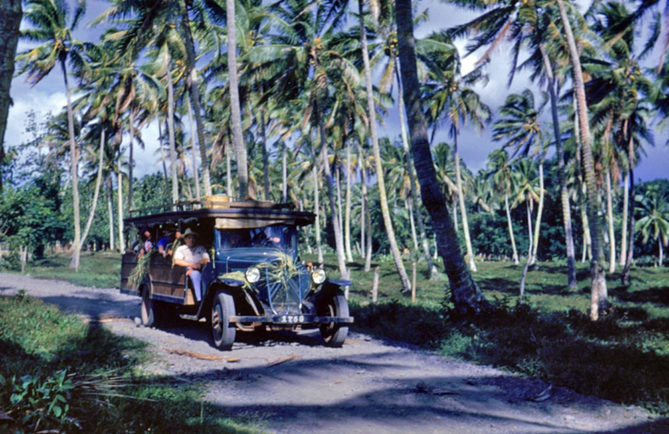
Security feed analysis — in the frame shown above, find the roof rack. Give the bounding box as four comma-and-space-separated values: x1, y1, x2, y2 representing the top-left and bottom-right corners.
128, 196, 295, 218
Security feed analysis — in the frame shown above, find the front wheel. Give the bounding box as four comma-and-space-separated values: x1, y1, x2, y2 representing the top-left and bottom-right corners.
319, 292, 349, 347
211, 291, 236, 351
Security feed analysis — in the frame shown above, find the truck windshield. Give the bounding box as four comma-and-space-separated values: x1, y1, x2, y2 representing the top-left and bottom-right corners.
216, 225, 297, 253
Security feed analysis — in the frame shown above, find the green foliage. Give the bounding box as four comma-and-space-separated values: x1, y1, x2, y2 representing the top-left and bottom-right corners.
0, 294, 260, 433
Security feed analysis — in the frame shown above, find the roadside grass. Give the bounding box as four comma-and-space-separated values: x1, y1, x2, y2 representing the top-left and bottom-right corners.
5, 251, 669, 415
15, 251, 122, 288
345, 257, 669, 416
0, 293, 260, 433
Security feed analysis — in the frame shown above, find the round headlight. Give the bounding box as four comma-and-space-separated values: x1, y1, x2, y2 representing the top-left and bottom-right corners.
311, 268, 326, 284
245, 267, 260, 283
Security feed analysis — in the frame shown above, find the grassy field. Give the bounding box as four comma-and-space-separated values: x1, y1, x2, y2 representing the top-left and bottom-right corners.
4, 251, 669, 417
0, 291, 261, 432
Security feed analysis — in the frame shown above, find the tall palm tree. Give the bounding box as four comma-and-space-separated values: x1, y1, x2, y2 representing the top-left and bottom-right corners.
556, 0, 608, 320
636, 186, 669, 266
0, 0, 21, 192
395, 0, 489, 315
424, 43, 491, 273
358, 0, 410, 291
493, 89, 545, 265
488, 149, 519, 264
17, 0, 90, 270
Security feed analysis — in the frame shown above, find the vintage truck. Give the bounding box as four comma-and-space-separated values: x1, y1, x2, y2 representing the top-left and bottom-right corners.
120, 197, 353, 350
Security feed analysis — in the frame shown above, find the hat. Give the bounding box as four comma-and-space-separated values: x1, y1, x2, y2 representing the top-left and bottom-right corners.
182, 227, 197, 238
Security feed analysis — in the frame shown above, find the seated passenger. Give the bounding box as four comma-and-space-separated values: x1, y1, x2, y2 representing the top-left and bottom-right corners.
173, 228, 210, 302
156, 228, 173, 258
139, 227, 153, 258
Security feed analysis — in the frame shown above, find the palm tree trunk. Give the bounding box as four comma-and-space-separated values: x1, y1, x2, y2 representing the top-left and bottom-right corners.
519, 201, 535, 302
226, 0, 248, 198
166, 59, 179, 207
0, 0, 21, 193
659, 238, 664, 267
531, 160, 545, 265
622, 128, 636, 285
620, 172, 628, 266
452, 195, 458, 231
581, 197, 592, 262
407, 198, 419, 255
62, 60, 81, 270
158, 122, 168, 181
261, 111, 270, 200
359, 143, 372, 271
313, 165, 323, 264
226, 136, 233, 197
526, 199, 534, 259
282, 144, 287, 202
107, 176, 115, 251
117, 170, 124, 253
318, 116, 348, 279
79, 130, 105, 251
187, 95, 201, 199
345, 139, 354, 261
454, 134, 477, 272
540, 45, 577, 288
557, 0, 608, 320
395, 57, 437, 278
336, 164, 343, 239
606, 170, 616, 273
505, 191, 519, 264
359, 0, 410, 291
396, 0, 489, 315
180, 2, 211, 196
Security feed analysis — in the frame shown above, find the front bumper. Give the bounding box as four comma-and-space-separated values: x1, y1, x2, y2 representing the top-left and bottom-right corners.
230, 314, 354, 325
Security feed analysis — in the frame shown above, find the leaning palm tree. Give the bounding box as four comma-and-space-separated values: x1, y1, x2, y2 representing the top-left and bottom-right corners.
395, 0, 489, 315
357, 0, 411, 291
17, 0, 90, 270
556, 0, 609, 320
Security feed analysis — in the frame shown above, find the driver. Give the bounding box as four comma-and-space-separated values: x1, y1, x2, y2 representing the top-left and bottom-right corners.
173, 228, 210, 302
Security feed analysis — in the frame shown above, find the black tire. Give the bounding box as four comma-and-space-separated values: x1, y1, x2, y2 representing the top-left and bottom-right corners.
140, 287, 156, 327
211, 291, 236, 351
319, 292, 349, 347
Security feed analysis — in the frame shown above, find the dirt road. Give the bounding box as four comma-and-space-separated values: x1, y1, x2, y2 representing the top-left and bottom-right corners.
1, 273, 666, 433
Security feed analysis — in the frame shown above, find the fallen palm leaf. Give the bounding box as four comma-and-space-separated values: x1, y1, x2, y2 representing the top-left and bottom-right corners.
0, 410, 13, 421
167, 349, 224, 361
266, 354, 302, 367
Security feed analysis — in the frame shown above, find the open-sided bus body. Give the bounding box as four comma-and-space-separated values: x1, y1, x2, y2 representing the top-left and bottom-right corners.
120, 199, 352, 350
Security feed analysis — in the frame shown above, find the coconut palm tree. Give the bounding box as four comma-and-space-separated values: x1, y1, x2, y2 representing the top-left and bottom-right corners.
17, 0, 90, 270
0, 0, 21, 191
556, 0, 609, 320
395, 0, 489, 315
357, 0, 411, 291
488, 149, 520, 264
423, 45, 490, 273
493, 90, 546, 266
635, 185, 669, 266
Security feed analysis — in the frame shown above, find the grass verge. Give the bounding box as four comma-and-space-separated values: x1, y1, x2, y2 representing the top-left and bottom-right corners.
0, 292, 260, 433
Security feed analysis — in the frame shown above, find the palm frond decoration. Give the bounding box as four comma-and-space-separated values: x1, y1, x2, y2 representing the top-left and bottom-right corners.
128, 251, 154, 289
256, 250, 300, 286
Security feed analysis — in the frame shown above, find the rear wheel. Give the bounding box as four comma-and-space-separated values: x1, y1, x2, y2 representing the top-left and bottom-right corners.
211, 291, 236, 350
140, 287, 156, 327
319, 292, 349, 347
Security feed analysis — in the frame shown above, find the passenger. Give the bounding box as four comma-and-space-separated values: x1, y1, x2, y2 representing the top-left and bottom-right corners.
173, 228, 210, 302
156, 228, 172, 257
139, 227, 153, 255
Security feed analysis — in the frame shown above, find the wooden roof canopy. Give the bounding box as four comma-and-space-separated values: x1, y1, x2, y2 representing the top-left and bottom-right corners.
125, 196, 315, 230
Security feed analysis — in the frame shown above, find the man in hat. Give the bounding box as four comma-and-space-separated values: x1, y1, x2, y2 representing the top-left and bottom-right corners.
173, 228, 210, 302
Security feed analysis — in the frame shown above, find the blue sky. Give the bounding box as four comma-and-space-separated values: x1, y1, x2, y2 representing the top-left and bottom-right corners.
7, 0, 669, 183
